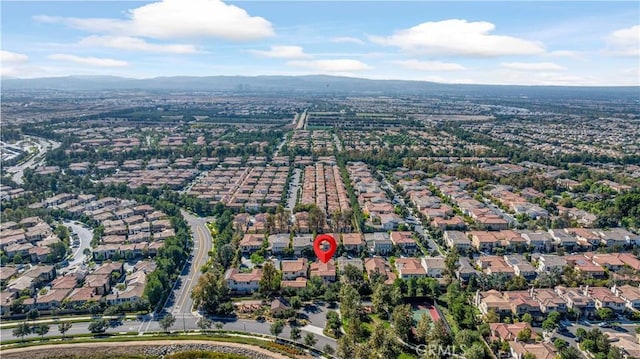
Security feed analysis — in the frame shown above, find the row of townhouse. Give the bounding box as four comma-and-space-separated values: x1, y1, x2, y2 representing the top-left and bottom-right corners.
0, 217, 62, 263
225, 255, 403, 295
455, 251, 640, 284
246, 231, 419, 257
347, 162, 404, 230
1, 261, 155, 315
475, 284, 640, 320
444, 227, 640, 253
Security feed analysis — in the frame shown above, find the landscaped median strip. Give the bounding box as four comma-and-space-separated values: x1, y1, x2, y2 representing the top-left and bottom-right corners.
0, 330, 334, 358
0, 315, 141, 329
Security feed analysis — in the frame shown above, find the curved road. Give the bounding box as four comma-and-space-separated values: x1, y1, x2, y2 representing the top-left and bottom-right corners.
168, 210, 214, 317
64, 221, 93, 268
6, 136, 61, 184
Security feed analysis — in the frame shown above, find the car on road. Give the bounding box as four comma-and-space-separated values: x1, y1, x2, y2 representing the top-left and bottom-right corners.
598, 322, 612, 328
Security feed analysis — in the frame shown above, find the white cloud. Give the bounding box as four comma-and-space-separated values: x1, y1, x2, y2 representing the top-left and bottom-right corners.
1, 50, 29, 64
78, 36, 197, 54
287, 59, 372, 72
248, 45, 312, 59
501, 62, 565, 71
331, 37, 365, 45
48, 54, 129, 67
369, 19, 545, 57
1, 51, 32, 77
606, 25, 640, 56
35, 0, 274, 41
547, 50, 585, 60
394, 59, 467, 71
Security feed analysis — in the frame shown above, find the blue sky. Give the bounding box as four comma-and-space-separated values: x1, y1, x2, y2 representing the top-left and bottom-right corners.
1, 1, 638, 85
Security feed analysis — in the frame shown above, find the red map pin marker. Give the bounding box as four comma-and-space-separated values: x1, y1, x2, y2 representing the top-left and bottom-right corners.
313, 234, 337, 264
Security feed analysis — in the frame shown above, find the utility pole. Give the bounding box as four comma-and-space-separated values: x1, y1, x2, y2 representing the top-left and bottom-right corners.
183, 315, 186, 333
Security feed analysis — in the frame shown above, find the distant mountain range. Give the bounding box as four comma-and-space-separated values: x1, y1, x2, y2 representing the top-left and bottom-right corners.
2, 75, 638, 99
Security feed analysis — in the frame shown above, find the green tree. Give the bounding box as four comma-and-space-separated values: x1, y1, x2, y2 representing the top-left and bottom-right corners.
548, 310, 562, 325
542, 318, 558, 331
464, 342, 486, 359
27, 308, 39, 320
290, 326, 301, 342
522, 312, 533, 324
369, 321, 398, 358
608, 348, 624, 359
58, 321, 72, 338
554, 338, 569, 350
259, 261, 281, 298
517, 327, 532, 342
371, 282, 391, 316
196, 317, 212, 333
559, 346, 581, 359
34, 324, 49, 340
250, 253, 265, 265
270, 319, 284, 339
391, 304, 413, 342
429, 319, 452, 347
144, 272, 166, 310
159, 313, 176, 333
326, 310, 342, 336
455, 329, 480, 349
597, 307, 615, 321
576, 327, 587, 341
88, 319, 109, 334
304, 332, 317, 347
308, 205, 326, 233
12, 322, 31, 342
343, 264, 366, 293
444, 247, 460, 281
323, 344, 335, 356
191, 271, 233, 315
337, 334, 356, 359
290, 296, 302, 310
415, 312, 432, 344
339, 283, 361, 321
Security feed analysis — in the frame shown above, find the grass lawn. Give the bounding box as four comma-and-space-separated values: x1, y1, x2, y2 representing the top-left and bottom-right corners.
436, 305, 460, 334
398, 353, 417, 359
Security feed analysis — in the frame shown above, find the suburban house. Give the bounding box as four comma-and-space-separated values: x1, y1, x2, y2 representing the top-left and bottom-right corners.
281, 258, 308, 280
390, 231, 418, 255
224, 268, 262, 294
340, 233, 365, 252
444, 230, 471, 251
555, 286, 596, 317
365, 232, 393, 255
292, 235, 313, 255
504, 255, 537, 279
395, 257, 427, 279
612, 285, 640, 310
364, 257, 396, 285
421, 256, 446, 278
268, 233, 290, 254
585, 286, 626, 313
239, 234, 264, 254
310, 260, 336, 283
490, 322, 533, 342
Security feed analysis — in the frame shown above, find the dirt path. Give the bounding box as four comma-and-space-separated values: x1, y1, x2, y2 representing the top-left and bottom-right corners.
0, 339, 291, 359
